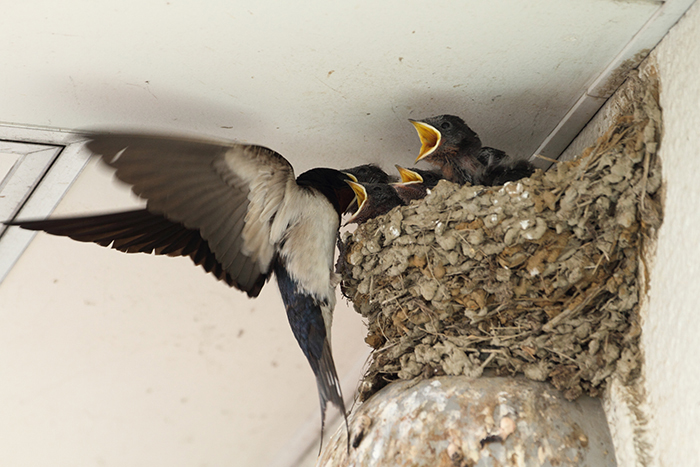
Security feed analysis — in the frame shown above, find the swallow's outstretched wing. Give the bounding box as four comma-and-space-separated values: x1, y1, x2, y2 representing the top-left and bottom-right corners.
9, 133, 297, 297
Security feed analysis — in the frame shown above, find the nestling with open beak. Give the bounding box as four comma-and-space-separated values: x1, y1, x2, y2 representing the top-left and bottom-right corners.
342, 163, 397, 214
392, 165, 444, 203
410, 114, 535, 186
346, 180, 406, 225
410, 114, 485, 185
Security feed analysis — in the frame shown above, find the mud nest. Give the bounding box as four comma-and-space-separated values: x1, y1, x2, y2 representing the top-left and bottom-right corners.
338, 71, 663, 402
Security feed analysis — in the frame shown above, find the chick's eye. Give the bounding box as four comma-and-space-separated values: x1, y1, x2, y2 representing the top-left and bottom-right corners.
440, 121, 451, 130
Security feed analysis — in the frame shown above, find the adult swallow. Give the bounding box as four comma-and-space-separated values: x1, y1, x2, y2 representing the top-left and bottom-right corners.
392, 165, 443, 203
409, 114, 484, 185
5, 132, 356, 450
346, 181, 406, 225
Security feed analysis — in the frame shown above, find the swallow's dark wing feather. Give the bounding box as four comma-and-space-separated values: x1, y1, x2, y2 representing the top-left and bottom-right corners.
6, 209, 258, 292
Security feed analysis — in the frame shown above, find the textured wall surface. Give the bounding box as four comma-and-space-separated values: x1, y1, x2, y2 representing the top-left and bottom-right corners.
645, 1, 700, 466
561, 2, 700, 466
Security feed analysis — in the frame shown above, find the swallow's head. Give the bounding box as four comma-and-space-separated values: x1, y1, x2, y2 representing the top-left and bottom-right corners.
410, 115, 482, 163
297, 168, 358, 215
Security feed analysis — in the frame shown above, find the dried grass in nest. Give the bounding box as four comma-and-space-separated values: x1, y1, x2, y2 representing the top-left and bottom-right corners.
337, 71, 663, 402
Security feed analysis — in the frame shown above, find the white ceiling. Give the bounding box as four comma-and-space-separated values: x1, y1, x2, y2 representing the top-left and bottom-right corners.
0, 1, 695, 466
3, 0, 690, 170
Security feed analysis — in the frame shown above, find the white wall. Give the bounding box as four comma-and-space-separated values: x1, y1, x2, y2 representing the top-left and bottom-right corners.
644, 2, 700, 465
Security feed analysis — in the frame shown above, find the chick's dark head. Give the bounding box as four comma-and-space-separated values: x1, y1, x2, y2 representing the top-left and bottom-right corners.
343, 163, 396, 184
392, 165, 444, 203
410, 114, 482, 163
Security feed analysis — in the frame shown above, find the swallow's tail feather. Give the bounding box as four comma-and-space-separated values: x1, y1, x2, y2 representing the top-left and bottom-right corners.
316, 338, 349, 453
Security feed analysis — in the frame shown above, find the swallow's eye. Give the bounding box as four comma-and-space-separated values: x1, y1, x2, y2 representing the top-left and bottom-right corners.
440, 121, 451, 130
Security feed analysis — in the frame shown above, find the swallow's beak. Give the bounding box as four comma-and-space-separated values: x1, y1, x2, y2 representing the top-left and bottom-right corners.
343, 172, 358, 183
345, 180, 367, 223
333, 172, 360, 214
394, 164, 424, 184
409, 120, 441, 162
